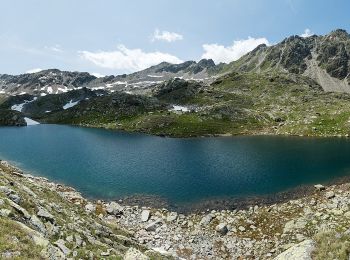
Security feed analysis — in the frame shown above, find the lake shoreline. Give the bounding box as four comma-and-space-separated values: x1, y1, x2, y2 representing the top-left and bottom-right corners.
118, 174, 350, 214
3, 154, 350, 214
41, 122, 350, 139
3, 159, 350, 258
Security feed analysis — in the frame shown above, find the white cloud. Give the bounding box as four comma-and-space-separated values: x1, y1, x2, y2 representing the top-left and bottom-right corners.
152, 29, 183, 42
300, 28, 314, 38
201, 37, 270, 64
25, 68, 43, 74
79, 44, 183, 72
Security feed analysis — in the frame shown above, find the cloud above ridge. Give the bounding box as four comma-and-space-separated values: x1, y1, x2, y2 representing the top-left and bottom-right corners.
201, 37, 270, 64
79, 44, 183, 72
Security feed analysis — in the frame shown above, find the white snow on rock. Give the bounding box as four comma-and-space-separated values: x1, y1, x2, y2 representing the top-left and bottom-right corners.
47, 86, 53, 94
63, 100, 79, 110
11, 97, 37, 112
169, 105, 190, 112
24, 117, 40, 126
148, 75, 164, 78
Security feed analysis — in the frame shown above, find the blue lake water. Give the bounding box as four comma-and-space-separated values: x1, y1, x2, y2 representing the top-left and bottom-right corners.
1, 124, 350, 205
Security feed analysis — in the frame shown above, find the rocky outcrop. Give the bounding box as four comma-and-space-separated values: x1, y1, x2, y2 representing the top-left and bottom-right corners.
0, 110, 26, 126
0, 160, 169, 259
226, 28, 350, 92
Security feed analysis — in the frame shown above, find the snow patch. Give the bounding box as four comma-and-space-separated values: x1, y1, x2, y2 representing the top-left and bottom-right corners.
148, 75, 163, 78
169, 105, 190, 112
11, 97, 37, 112
24, 117, 40, 126
63, 100, 79, 110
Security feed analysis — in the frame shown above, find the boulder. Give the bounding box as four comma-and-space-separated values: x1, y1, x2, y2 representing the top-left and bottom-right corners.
200, 214, 214, 226
7, 199, 30, 219
166, 212, 178, 222
124, 248, 149, 260
106, 202, 124, 216
215, 223, 228, 235
141, 210, 150, 222
274, 240, 315, 260
283, 218, 307, 233
37, 207, 55, 222
54, 239, 71, 256
325, 191, 335, 199
314, 184, 325, 191
145, 220, 161, 232
85, 203, 96, 213
30, 215, 47, 234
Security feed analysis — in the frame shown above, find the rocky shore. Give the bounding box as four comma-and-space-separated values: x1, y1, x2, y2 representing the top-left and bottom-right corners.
1, 160, 350, 259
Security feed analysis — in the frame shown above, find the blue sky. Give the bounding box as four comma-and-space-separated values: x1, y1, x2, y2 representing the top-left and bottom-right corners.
0, 0, 349, 76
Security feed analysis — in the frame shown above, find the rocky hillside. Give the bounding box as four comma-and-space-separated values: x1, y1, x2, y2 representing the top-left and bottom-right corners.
2, 160, 350, 259
0, 160, 171, 259
226, 29, 350, 92
0, 110, 26, 126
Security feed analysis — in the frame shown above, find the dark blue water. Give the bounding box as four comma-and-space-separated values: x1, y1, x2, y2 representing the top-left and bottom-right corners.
1, 124, 350, 204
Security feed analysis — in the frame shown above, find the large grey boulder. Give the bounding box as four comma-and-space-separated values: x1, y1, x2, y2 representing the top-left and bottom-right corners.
274, 240, 315, 260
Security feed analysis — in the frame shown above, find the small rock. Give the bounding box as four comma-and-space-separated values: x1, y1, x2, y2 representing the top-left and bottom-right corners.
166, 212, 178, 222
54, 239, 71, 256
8, 199, 30, 219
30, 215, 47, 234
325, 191, 335, 199
200, 214, 214, 226
74, 234, 83, 247
0, 209, 11, 217
283, 218, 307, 233
124, 248, 149, 260
37, 207, 55, 222
215, 223, 228, 235
238, 226, 246, 232
84, 203, 95, 213
141, 210, 150, 222
314, 184, 325, 191
106, 202, 123, 216
145, 220, 161, 232
66, 235, 74, 243
101, 251, 110, 256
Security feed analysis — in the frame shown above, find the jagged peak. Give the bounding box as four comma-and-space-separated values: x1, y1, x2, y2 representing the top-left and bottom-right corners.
197, 59, 216, 67
327, 28, 350, 40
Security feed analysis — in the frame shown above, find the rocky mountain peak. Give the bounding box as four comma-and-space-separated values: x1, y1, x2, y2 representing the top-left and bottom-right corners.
326, 29, 350, 40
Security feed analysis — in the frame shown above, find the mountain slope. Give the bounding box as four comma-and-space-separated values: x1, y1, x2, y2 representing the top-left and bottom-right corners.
225, 29, 350, 92
0, 59, 218, 96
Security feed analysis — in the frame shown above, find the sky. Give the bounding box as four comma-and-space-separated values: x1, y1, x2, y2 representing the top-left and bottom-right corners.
0, 0, 349, 76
